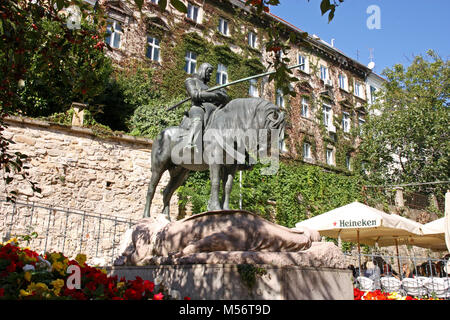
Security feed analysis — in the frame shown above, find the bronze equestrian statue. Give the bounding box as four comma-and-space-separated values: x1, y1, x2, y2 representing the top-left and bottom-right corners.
143, 63, 286, 219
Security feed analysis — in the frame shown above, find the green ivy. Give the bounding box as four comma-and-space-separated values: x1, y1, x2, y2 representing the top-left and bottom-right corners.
178, 161, 366, 228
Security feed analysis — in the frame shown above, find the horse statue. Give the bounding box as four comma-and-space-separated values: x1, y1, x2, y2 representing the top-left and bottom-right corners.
143, 97, 285, 219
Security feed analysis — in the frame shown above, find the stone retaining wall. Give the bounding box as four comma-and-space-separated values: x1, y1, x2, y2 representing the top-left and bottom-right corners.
107, 265, 354, 300
0, 117, 179, 260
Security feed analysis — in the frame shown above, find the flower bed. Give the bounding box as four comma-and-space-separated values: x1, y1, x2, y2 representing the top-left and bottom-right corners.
0, 239, 190, 300
353, 288, 443, 300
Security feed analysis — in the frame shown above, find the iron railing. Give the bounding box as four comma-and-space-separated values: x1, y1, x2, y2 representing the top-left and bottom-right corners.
0, 198, 138, 265
347, 252, 450, 299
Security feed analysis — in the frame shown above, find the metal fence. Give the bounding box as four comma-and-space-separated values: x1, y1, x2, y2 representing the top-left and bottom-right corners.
0, 199, 138, 265
348, 252, 450, 299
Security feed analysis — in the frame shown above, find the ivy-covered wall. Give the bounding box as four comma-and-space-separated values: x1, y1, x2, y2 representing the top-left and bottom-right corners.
100, 0, 371, 174
93, 0, 381, 228
178, 161, 366, 228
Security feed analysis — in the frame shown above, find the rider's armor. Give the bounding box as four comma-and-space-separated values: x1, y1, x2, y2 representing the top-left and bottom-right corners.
184, 63, 229, 150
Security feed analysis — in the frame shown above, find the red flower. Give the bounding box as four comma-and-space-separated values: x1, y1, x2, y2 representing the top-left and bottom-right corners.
124, 288, 142, 300
184, 296, 191, 300
0, 288, 5, 297
153, 292, 164, 300
85, 281, 97, 292
353, 288, 364, 300
6, 261, 16, 273
143, 280, 154, 293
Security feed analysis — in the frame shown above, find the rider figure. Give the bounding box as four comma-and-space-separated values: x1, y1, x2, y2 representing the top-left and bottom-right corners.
185, 62, 229, 150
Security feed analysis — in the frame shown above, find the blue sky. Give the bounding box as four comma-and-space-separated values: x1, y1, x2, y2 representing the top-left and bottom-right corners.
270, 0, 450, 76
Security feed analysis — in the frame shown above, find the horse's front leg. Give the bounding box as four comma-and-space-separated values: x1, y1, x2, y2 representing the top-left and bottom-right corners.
208, 164, 222, 211
222, 166, 237, 210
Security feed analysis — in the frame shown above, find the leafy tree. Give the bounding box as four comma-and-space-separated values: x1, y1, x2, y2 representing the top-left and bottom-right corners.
360, 50, 450, 197
0, 0, 110, 199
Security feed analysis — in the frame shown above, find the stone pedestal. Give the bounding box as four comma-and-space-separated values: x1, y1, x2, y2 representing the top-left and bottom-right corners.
107, 264, 353, 300
111, 211, 353, 300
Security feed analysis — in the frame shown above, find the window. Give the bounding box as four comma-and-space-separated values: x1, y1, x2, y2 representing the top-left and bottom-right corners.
216, 63, 228, 85
218, 18, 229, 36
320, 65, 328, 81
276, 89, 284, 108
323, 105, 332, 128
280, 139, 288, 154
187, 3, 199, 22
342, 112, 350, 133
249, 79, 259, 97
146, 36, 160, 61
150, 0, 159, 3
105, 20, 122, 49
303, 142, 311, 160
301, 97, 309, 118
346, 155, 352, 171
358, 117, 365, 135
370, 86, 377, 104
338, 73, 347, 90
354, 81, 363, 98
248, 31, 257, 48
326, 148, 334, 166
298, 54, 307, 72
184, 51, 197, 74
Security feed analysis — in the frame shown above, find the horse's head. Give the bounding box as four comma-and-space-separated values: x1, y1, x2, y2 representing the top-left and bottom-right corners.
255, 101, 286, 154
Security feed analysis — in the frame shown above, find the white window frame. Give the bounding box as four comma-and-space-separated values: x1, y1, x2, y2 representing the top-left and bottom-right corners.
249, 79, 259, 97
280, 139, 289, 154
369, 85, 377, 104
326, 148, 334, 166
346, 154, 352, 171
358, 116, 365, 135
187, 3, 199, 22
323, 105, 332, 129
354, 81, 363, 98
342, 112, 350, 133
320, 65, 328, 81
303, 142, 311, 160
106, 20, 122, 49
298, 54, 307, 73
338, 73, 348, 91
184, 51, 197, 74
146, 36, 160, 62
248, 31, 257, 48
301, 97, 309, 118
276, 89, 285, 108
216, 63, 228, 85
218, 17, 229, 36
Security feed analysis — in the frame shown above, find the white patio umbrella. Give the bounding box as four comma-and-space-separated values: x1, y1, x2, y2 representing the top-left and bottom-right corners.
399, 218, 447, 252
295, 201, 425, 274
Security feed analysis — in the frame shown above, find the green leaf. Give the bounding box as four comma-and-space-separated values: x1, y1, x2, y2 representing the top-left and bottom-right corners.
170, 0, 187, 13
158, 0, 167, 11
328, 7, 335, 23
134, 0, 144, 10
320, 0, 331, 15
56, 0, 65, 10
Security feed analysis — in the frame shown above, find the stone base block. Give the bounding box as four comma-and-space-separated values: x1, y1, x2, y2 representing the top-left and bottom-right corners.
106, 264, 353, 300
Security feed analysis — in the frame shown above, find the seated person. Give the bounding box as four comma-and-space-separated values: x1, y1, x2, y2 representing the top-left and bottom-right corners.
401, 263, 414, 279
364, 261, 381, 289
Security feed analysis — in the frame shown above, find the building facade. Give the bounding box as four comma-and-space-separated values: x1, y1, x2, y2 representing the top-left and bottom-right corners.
97, 0, 385, 173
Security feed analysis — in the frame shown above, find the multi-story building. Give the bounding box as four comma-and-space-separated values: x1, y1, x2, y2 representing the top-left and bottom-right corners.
97, 0, 386, 172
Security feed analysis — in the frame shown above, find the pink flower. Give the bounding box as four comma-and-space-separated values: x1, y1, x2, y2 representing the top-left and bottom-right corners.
153, 292, 164, 300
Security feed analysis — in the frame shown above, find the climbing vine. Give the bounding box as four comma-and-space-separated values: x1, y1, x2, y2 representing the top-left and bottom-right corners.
178, 160, 367, 228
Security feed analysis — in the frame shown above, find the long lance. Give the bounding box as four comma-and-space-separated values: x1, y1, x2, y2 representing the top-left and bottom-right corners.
166, 63, 305, 111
